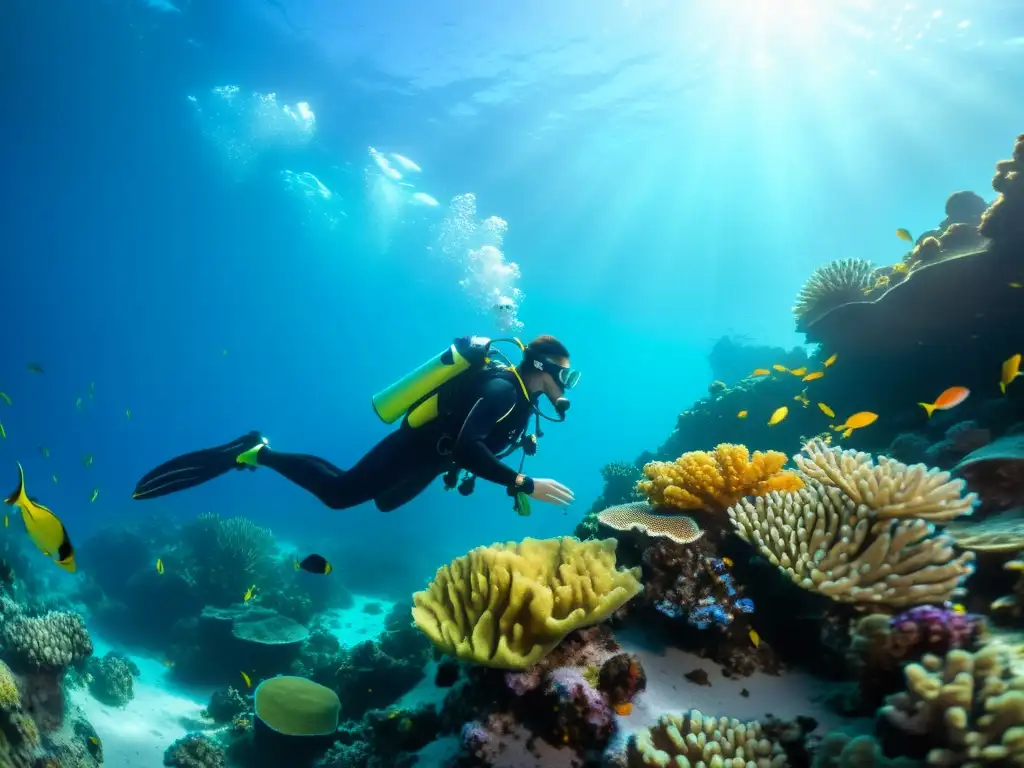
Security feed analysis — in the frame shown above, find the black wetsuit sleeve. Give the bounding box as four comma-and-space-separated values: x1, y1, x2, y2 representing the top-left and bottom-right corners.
453, 378, 531, 492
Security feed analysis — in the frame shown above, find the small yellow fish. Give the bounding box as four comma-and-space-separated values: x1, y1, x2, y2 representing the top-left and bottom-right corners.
875, 275, 890, 289
240, 671, 252, 689
751, 368, 770, 377
1001, 354, 1022, 394
82, 454, 94, 468
789, 367, 807, 377
950, 603, 966, 615
722, 557, 733, 567
891, 262, 909, 274
243, 584, 257, 603
156, 558, 164, 575
125, 408, 132, 420
768, 406, 788, 426
824, 354, 838, 367
38, 446, 50, 458
772, 364, 788, 372
862, 287, 873, 296
836, 411, 879, 437
3, 516, 7, 528
802, 371, 824, 382
737, 410, 748, 419
1010, 282, 1022, 288
75, 397, 83, 411
89, 736, 100, 746
0, 423, 5, 440
89, 488, 99, 503
794, 390, 809, 406
749, 629, 761, 648
896, 228, 913, 242
818, 403, 835, 418
0, 392, 10, 406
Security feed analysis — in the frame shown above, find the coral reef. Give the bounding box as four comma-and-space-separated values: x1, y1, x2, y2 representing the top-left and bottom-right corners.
178, 514, 276, 608
163, 733, 226, 767
954, 434, 1024, 514
619, 709, 788, 767
412, 537, 642, 669
728, 441, 976, 608
637, 444, 802, 514
202, 686, 249, 723
793, 258, 875, 329
86, 651, 140, 707
979, 133, 1024, 243
879, 641, 1024, 765
597, 652, 646, 707
596, 501, 704, 545
0, 607, 93, 673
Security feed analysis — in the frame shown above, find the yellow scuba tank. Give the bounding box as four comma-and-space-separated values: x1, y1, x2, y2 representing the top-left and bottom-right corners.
371, 337, 496, 425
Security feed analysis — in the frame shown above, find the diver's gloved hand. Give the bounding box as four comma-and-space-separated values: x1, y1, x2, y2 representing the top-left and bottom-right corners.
529, 478, 574, 506
522, 434, 538, 456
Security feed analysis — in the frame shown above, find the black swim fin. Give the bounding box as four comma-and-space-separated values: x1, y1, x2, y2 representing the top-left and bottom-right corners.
132, 431, 267, 500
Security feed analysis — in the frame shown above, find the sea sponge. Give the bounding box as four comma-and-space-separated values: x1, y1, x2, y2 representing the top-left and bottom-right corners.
0, 610, 93, 672
727, 441, 976, 609
0, 659, 20, 710
596, 501, 704, 545
880, 641, 1024, 766
637, 444, 803, 513
253, 676, 340, 736
411, 537, 642, 669
979, 134, 1024, 243
793, 258, 875, 328
625, 709, 787, 768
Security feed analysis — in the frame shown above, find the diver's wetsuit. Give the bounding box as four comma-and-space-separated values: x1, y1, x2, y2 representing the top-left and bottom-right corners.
256, 369, 535, 511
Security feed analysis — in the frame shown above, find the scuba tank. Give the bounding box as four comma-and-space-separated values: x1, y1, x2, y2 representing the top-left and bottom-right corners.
371, 336, 494, 426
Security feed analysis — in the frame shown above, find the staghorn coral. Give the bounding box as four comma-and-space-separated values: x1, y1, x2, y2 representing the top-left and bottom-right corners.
412, 537, 642, 669
596, 501, 704, 545
637, 444, 803, 513
880, 641, 1024, 766
624, 709, 788, 767
728, 441, 976, 609
979, 134, 1024, 243
793, 258, 875, 328
0, 610, 93, 673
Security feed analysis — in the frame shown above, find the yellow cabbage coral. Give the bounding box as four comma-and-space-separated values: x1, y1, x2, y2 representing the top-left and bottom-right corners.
637, 443, 803, 512
411, 537, 642, 669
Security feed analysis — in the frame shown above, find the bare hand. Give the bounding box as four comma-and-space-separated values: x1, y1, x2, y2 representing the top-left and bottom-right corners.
529, 478, 574, 506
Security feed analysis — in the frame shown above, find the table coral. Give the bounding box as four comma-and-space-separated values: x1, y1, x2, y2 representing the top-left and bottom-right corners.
597, 501, 705, 545
624, 709, 788, 768
728, 441, 976, 609
412, 537, 642, 669
637, 444, 803, 513
880, 641, 1024, 766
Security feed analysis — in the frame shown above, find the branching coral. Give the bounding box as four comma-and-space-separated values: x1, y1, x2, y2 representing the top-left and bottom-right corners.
880, 641, 1024, 766
727, 441, 976, 609
793, 258, 875, 328
624, 709, 788, 767
178, 514, 275, 606
637, 444, 803, 513
412, 537, 642, 669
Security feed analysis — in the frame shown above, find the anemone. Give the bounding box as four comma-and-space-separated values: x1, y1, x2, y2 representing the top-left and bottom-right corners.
793, 257, 875, 328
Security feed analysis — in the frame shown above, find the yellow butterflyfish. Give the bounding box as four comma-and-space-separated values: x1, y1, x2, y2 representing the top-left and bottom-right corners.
3, 463, 76, 572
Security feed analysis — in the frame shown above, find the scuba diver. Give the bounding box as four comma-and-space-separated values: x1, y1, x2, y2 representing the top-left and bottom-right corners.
132, 335, 579, 515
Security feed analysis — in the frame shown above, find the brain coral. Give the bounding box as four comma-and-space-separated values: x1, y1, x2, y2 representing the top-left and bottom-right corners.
0, 611, 93, 672
412, 537, 642, 669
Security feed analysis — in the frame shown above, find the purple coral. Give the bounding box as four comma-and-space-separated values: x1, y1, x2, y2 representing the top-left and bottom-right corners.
889, 604, 982, 655
544, 668, 615, 749
505, 667, 542, 696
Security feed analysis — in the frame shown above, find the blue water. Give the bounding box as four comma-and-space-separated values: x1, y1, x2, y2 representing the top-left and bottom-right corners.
1, 0, 1022, 589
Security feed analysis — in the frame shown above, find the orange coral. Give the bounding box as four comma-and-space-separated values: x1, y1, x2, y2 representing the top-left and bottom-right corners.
637, 443, 803, 512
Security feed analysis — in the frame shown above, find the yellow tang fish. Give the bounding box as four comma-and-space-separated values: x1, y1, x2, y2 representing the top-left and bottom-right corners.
240, 671, 252, 689
156, 558, 164, 575
802, 371, 824, 382
772, 364, 788, 372
1001, 354, 1021, 394
768, 406, 788, 426
896, 228, 913, 242
737, 410, 748, 419
0, 392, 10, 406
818, 403, 835, 418
751, 369, 770, 377
749, 629, 761, 648
243, 584, 257, 603
789, 367, 807, 377
3, 463, 76, 572
89, 488, 99, 503
824, 353, 838, 368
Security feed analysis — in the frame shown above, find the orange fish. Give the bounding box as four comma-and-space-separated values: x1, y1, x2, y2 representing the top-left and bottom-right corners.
789, 367, 807, 377
918, 387, 970, 418
737, 410, 748, 419
772, 364, 788, 372
614, 702, 632, 716
751, 369, 770, 377
802, 371, 824, 382
824, 354, 837, 368
836, 411, 878, 438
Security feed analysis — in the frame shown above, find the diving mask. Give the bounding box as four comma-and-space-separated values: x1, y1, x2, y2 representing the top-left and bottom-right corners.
531, 357, 581, 392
